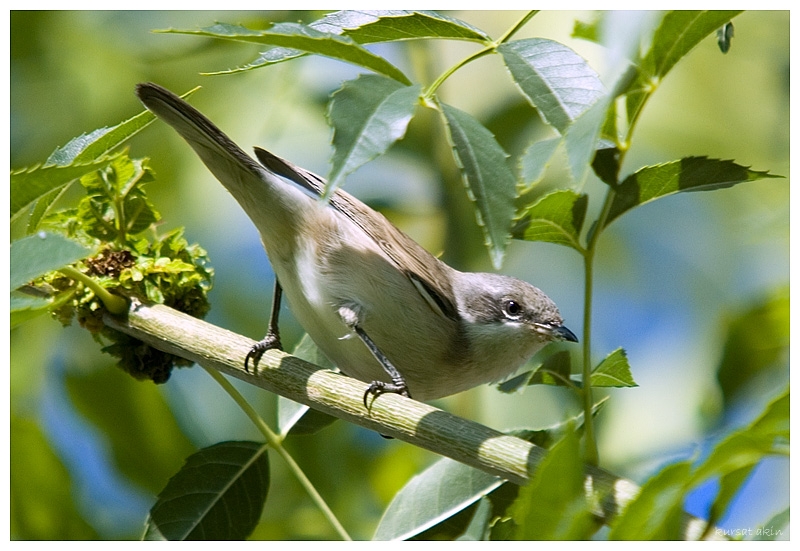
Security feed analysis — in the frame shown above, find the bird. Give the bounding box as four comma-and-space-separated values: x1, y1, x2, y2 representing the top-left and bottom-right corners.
135, 82, 578, 405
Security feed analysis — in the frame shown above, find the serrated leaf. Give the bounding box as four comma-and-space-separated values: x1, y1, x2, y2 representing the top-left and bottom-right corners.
46, 86, 199, 166
316, 10, 490, 43
498, 38, 606, 135
325, 75, 420, 198
13, 87, 196, 227
518, 136, 561, 187
510, 429, 597, 540
10, 232, 96, 291
373, 457, 504, 541
10, 159, 112, 222
25, 184, 71, 234
440, 103, 517, 269
590, 348, 637, 388
512, 189, 587, 252
223, 11, 490, 73
144, 441, 269, 541
164, 22, 410, 84
605, 157, 781, 228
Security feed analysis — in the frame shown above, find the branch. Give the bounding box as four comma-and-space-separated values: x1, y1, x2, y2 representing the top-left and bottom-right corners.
102, 300, 721, 540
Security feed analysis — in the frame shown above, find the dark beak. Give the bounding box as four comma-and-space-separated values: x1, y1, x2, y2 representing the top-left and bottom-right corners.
552, 324, 579, 343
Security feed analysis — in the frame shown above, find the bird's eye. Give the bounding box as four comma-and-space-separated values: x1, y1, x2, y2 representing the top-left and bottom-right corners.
503, 299, 523, 319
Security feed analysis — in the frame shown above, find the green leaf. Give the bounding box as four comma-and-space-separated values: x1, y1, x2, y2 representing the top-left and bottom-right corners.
506, 396, 610, 452
278, 334, 337, 437
316, 10, 491, 43
164, 22, 411, 84
716, 287, 789, 407
609, 461, 691, 540
25, 184, 71, 234
10, 159, 112, 222
572, 16, 600, 42
563, 94, 612, 185
692, 389, 788, 485
218, 11, 490, 73
77, 155, 159, 241
13, 88, 197, 228
749, 387, 789, 441
705, 465, 755, 532
10, 287, 75, 328
10, 232, 96, 291
605, 157, 781, 228
440, 103, 517, 269
591, 143, 622, 186
498, 350, 573, 392
510, 429, 598, 540
512, 189, 587, 252
645, 10, 743, 82
498, 38, 605, 135
626, 11, 743, 124
456, 497, 492, 541
373, 457, 504, 540
49, 109, 146, 165
590, 348, 637, 388
144, 441, 269, 541
325, 75, 421, 198
10, 292, 53, 327
690, 388, 788, 534
518, 136, 561, 187
46, 87, 199, 165
65, 367, 196, 494
610, 387, 788, 540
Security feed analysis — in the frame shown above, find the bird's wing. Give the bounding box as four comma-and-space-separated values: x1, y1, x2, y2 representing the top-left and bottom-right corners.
253, 147, 459, 321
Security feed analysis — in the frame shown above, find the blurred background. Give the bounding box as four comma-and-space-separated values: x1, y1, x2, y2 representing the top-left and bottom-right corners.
10, 10, 789, 540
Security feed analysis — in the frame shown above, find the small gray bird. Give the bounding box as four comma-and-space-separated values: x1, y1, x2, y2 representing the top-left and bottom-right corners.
136, 83, 577, 404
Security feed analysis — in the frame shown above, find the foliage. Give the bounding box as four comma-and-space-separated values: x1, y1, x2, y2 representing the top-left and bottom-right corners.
10, 95, 213, 383
9, 10, 788, 541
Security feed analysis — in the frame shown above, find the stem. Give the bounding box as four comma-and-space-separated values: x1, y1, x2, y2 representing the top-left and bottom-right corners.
200, 365, 352, 541
496, 10, 538, 45
422, 46, 493, 103
580, 189, 617, 466
58, 266, 128, 315
422, 10, 538, 103
581, 248, 598, 465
